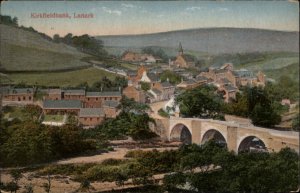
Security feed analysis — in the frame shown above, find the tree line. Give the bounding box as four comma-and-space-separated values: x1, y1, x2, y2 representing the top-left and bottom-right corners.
176, 79, 298, 129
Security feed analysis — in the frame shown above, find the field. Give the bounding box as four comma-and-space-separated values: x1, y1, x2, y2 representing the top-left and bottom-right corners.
1, 43, 90, 71
0, 24, 89, 71
6, 67, 118, 87
43, 114, 64, 122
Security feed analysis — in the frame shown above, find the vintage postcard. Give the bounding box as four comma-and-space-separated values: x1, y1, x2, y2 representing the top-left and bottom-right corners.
0, 1, 299, 193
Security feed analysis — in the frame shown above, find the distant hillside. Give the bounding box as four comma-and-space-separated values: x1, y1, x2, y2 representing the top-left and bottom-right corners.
98, 28, 299, 54
0, 24, 90, 71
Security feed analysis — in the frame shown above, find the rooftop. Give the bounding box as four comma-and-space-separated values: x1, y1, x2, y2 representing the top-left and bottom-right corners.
147, 73, 160, 82
79, 108, 104, 117
63, 89, 85, 95
103, 100, 119, 108
8, 88, 34, 95
151, 88, 162, 95
43, 100, 82, 109
161, 81, 174, 88
86, 91, 122, 97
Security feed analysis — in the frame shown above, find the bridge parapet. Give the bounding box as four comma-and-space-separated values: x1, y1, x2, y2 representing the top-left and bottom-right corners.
166, 117, 299, 153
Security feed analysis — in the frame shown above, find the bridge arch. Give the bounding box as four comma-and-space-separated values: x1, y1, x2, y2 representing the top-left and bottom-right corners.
238, 135, 268, 153
201, 129, 227, 147
170, 123, 192, 144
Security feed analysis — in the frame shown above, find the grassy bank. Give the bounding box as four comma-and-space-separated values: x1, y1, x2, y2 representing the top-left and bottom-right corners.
6, 67, 118, 87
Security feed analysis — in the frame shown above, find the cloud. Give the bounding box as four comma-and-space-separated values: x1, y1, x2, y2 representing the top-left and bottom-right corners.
121, 3, 136, 8
102, 7, 122, 16
157, 14, 164, 18
185, 6, 202, 11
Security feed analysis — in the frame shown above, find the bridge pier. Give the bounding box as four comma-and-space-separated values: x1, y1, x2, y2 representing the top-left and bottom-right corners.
226, 126, 238, 152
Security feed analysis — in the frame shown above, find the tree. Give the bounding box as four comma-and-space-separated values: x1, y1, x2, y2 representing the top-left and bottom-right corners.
292, 114, 299, 131
53, 34, 60, 43
77, 179, 94, 193
176, 85, 224, 119
12, 17, 18, 26
140, 82, 150, 91
250, 103, 281, 127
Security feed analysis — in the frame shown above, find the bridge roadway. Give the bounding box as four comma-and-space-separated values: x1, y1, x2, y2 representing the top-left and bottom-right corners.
152, 116, 299, 153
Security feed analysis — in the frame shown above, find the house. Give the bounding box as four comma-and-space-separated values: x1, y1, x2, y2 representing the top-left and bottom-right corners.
148, 88, 164, 102
103, 100, 119, 118
152, 81, 175, 100
85, 92, 102, 108
63, 89, 86, 101
45, 89, 62, 100
43, 100, 82, 114
2, 88, 34, 103
174, 42, 196, 68
199, 65, 266, 88
78, 108, 105, 127
218, 84, 238, 103
176, 77, 206, 90
122, 51, 142, 62
140, 71, 160, 87
123, 83, 146, 103
122, 51, 156, 64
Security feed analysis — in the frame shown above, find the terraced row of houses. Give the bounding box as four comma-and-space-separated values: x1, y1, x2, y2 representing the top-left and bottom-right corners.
0, 86, 121, 127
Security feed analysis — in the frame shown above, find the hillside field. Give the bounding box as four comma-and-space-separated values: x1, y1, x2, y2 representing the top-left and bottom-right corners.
5, 67, 118, 87
0, 24, 90, 71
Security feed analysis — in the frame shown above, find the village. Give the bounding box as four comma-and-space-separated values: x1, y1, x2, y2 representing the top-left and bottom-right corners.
0, 43, 271, 128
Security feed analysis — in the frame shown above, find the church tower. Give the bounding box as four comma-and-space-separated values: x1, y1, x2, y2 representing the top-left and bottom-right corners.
178, 42, 184, 56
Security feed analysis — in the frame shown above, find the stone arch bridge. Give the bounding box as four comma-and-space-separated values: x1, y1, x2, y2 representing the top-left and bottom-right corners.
153, 117, 299, 153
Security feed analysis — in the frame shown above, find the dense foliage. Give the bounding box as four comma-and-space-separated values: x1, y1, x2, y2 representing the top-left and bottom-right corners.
53, 33, 108, 57
30, 142, 299, 193
222, 86, 282, 127
83, 97, 156, 140
163, 143, 299, 193
159, 70, 182, 84
0, 121, 96, 166
176, 85, 224, 120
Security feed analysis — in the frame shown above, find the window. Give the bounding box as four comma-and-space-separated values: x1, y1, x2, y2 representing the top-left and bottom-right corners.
29, 96, 32, 100
84, 118, 87, 121
96, 98, 98, 101
23, 96, 25, 100
90, 118, 92, 121
97, 117, 100, 121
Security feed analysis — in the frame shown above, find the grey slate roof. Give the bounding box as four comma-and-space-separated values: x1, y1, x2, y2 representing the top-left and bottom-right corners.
43, 100, 82, 109
152, 88, 162, 95
79, 108, 104, 117
0, 86, 10, 94
233, 69, 254, 78
86, 91, 122, 97
8, 88, 34, 95
63, 89, 85, 95
127, 70, 137, 77
147, 73, 160, 82
103, 100, 119, 108
224, 85, 238, 92
161, 81, 174, 88
196, 76, 208, 82
48, 89, 61, 94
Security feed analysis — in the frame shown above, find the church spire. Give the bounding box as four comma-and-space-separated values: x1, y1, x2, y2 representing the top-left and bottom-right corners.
178, 42, 183, 55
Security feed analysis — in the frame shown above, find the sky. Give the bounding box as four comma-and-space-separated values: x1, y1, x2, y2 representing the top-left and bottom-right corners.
1, 1, 299, 37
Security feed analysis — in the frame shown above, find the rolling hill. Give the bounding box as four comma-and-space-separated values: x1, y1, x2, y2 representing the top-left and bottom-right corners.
98, 28, 299, 54
0, 24, 90, 71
